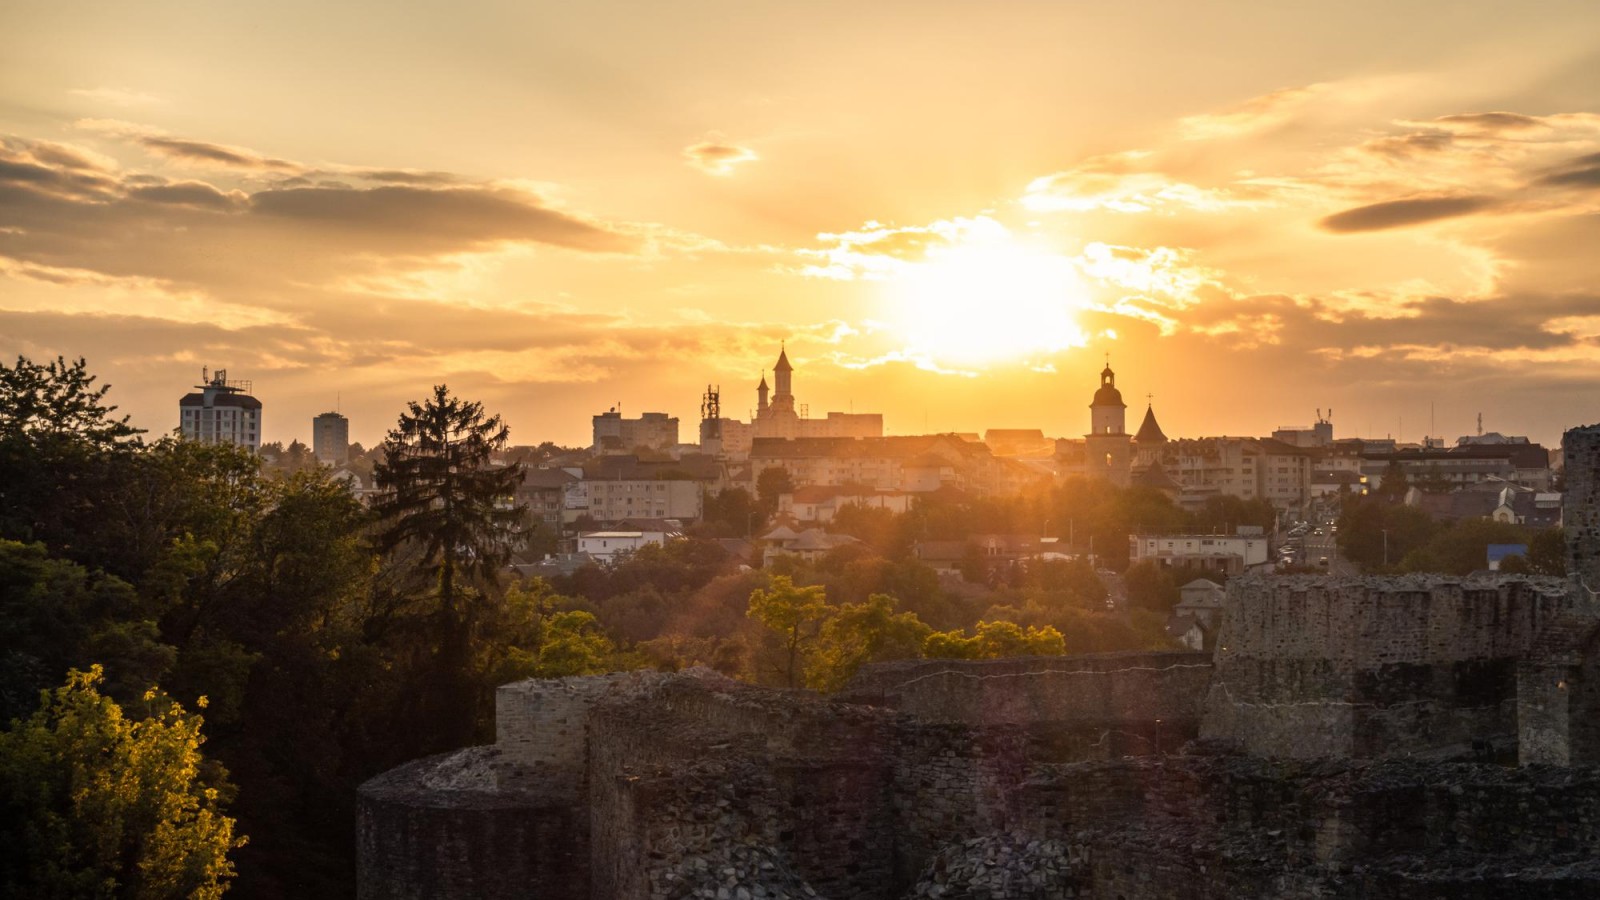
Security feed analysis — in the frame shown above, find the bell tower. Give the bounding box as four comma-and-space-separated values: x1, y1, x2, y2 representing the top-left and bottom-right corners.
1084, 360, 1131, 486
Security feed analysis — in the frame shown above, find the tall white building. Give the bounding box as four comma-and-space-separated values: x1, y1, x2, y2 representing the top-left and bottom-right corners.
179, 368, 261, 451
313, 411, 350, 465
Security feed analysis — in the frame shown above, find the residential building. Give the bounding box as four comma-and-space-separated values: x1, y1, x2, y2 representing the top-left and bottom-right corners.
1360, 444, 1552, 492
575, 454, 721, 524
1272, 412, 1334, 449
312, 411, 349, 465
779, 485, 916, 524
592, 410, 679, 453
1156, 437, 1314, 515
576, 527, 679, 564
1128, 530, 1270, 574
517, 467, 580, 533
178, 368, 261, 451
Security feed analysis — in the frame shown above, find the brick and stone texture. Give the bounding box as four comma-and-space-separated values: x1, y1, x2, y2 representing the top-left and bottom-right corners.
1202, 574, 1574, 759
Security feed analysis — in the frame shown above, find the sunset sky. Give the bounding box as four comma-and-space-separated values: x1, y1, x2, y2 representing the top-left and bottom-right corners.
4, 1, 1600, 449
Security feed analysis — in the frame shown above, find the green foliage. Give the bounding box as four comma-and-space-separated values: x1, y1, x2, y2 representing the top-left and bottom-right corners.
1398, 517, 1531, 575
807, 593, 931, 692
372, 386, 525, 743
1525, 527, 1566, 576
0, 666, 242, 899
0, 540, 174, 723
1336, 498, 1438, 571
532, 611, 617, 678
1123, 560, 1179, 613
755, 466, 795, 518
372, 385, 525, 608
746, 576, 831, 688
923, 620, 1067, 659
0, 357, 144, 564
699, 487, 764, 538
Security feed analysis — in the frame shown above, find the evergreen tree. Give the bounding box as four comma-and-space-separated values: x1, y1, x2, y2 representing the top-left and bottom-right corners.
371, 386, 524, 741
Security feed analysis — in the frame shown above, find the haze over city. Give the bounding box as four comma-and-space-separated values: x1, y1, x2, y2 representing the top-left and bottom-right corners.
4, 1, 1600, 446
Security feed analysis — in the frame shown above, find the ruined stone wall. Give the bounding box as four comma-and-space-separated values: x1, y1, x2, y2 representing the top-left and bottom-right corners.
585, 675, 905, 900
1203, 575, 1572, 758
1565, 424, 1600, 590
357, 748, 589, 900
843, 652, 1212, 760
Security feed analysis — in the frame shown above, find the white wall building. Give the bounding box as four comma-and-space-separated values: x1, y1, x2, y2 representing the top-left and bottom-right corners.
577, 529, 673, 564
1129, 532, 1270, 574
179, 368, 261, 451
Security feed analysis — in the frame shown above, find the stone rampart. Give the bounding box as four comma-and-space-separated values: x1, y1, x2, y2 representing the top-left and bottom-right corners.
1203, 574, 1573, 758
356, 747, 589, 900
842, 652, 1212, 760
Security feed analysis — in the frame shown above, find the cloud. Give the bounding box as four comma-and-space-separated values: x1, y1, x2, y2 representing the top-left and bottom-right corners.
138, 136, 299, 171
1022, 152, 1258, 214
683, 138, 759, 176
1179, 85, 1322, 140
69, 87, 166, 108
1319, 194, 1500, 232
1537, 152, 1600, 188
250, 185, 629, 252
128, 181, 245, 210
1430, 111, 1547, 133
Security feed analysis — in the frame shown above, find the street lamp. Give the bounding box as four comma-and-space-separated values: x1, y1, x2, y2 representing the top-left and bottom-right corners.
1381, 528, 1389, 568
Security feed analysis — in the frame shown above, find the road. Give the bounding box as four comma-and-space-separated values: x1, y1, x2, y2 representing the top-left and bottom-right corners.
1302, 527, 1359, 576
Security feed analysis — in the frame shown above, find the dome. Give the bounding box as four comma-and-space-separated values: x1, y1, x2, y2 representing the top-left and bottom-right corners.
1092, 364, 1125, 408
1092, 384, 1125, 407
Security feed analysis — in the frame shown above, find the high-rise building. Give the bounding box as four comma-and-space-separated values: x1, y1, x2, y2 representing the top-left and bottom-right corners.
313, 411, 350, 465
179, 368, 261, 451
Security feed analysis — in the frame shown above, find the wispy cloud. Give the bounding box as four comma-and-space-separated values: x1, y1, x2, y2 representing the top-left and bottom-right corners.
683, 136, 759, 176
69, 87, 166, 108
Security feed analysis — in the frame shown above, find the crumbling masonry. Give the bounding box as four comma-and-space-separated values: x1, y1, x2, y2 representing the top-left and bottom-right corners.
358, 425, 1600, 899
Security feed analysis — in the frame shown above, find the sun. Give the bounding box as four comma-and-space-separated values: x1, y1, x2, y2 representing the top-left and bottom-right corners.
883, 227, 1090, 369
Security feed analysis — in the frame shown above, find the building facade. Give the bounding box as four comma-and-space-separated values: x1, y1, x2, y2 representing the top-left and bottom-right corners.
313, 411, 349, 465
592, 410, 679, 453
179, 368, 261, 451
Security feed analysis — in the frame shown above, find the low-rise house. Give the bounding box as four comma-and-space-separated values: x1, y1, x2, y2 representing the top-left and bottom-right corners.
779, 485, 915, 524
576, 523, 683, 564
1129, 530, 1269, 574
759, 526, 860, 566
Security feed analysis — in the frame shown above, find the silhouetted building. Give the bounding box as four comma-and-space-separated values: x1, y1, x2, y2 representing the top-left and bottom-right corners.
313, 411, 349, 465
179, 368, 261, 451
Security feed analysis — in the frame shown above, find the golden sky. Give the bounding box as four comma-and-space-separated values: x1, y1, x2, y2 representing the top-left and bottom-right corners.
4, 1, 1600, 448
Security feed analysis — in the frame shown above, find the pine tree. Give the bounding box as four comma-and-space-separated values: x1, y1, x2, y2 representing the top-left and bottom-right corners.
371, 386, 524, 741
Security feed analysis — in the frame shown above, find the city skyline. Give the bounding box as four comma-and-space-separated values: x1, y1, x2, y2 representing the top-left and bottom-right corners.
4, 2, 1600, 448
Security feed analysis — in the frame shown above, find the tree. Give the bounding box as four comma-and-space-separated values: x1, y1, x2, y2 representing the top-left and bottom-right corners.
807, 593, 931, 692
922, 620, 1066, 659
0, 667, 242, 898
1123, 560, 1179, 613
746, 576, 830, 688
0, 356, 143, 562
0, 540, 175, 723
755, 466, 795, 518
1526, 527, 1566, 577
372, 386, 525, 741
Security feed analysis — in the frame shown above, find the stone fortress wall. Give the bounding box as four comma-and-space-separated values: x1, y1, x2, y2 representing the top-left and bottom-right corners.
358, 424, 1600, 900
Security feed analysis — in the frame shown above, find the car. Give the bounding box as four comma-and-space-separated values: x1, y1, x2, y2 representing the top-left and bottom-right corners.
1318, 556, 1330, 568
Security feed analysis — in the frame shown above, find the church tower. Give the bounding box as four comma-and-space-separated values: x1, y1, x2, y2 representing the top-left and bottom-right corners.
770, 347, 795, 414
1084, 362, 1132, 486
757, 373, 769, 414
